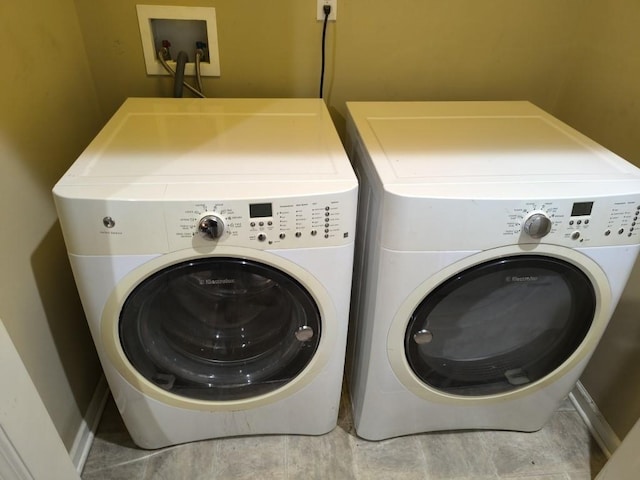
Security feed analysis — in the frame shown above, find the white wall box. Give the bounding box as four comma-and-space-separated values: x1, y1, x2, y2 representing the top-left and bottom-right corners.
136, 5, 221, 77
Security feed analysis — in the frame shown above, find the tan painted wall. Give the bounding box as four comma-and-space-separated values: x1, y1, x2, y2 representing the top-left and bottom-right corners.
0, 2, 103, 449
74, 0, 587, 123
554, 1, 640, 440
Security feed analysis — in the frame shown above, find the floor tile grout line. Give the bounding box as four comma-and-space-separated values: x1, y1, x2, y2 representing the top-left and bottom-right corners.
284, 435, 289, 479
413, 434, 430, 479
348, 433, 361, 480
82, 452, 154, 476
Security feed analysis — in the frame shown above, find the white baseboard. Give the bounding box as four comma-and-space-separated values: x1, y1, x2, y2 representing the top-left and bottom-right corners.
570, 381, 621, 458
69, 376, 110, 474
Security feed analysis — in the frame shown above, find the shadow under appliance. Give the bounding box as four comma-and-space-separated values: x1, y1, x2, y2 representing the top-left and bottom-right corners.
345, 100, 640, 440
53, 98, 358, 449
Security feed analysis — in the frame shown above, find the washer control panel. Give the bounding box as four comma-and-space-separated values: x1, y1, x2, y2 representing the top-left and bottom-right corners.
58, 191, 356, 255
165, 192, 356, 250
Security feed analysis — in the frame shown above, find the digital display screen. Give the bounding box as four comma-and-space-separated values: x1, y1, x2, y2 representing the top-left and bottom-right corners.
249, 203, 273, 218
571, 202, 593, 217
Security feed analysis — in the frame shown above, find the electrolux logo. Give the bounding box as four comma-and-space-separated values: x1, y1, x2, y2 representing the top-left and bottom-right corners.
506, 275, 539, 283
199, 279, 236, 285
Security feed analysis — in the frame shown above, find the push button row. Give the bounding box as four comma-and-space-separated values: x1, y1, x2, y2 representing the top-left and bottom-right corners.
569, 219, 589, 226
258, 230, 332, 241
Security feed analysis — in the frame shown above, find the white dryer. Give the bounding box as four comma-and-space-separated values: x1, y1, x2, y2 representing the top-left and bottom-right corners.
345, 101, 640, 441
53, 98, 358, 449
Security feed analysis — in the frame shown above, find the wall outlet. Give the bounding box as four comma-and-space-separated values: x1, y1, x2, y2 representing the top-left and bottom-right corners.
317, 0, 337, 21
136, 5, 220, 76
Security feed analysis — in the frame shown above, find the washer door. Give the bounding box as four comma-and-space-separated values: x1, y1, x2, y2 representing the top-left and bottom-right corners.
101, 247, 336, 409
119, 257, 320, 401
388, 246, 612, 401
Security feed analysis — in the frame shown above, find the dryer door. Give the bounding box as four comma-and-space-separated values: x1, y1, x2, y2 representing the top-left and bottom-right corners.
118, 257, 321, 401
404, 255, 596, 396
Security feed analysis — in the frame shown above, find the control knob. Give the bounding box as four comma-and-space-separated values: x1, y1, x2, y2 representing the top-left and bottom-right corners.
198, 214, 224, 240
522, 211, 552, 239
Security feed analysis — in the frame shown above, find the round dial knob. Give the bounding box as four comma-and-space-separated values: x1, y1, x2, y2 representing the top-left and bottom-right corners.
523, 212, 552, 239
197, 214, 224, 240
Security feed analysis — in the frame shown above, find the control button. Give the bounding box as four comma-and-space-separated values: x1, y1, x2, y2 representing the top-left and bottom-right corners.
325, 212, 330, 217
103, 216, 115, 228
605, 229, 611, 236
325, 223, 329, 228
198, 214, 225, 240
267, 221, 273, 226
618, 228, 625, 235
295, 232, 302, 238
523, 212, 552, 239
279, 233, 286, 239
577, 220, 582, 225
584, 219, 590, 225
311, 230, 317, 236
325, 229, 329, 233
571, 231, 581, 240
250, 221, 256, 227
325, 206, 330, 211
257, 233, 267, 242
259, 221, 264, 227
569, 220, 574, 226
324, 234, 329, 238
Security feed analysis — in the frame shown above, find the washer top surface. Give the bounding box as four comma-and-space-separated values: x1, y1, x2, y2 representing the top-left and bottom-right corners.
56, 98, 356, 199
347, 101, 640, 198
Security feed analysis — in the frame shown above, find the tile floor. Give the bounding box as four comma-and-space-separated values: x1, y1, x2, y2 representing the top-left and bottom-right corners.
82, 389, 607, 480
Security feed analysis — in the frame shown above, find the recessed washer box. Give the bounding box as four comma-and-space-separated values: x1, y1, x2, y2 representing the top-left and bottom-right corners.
136, 4, 220, 77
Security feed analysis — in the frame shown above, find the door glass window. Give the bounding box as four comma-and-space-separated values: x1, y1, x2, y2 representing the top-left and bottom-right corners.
405, 255, 596, 396
119, 258, 321, 401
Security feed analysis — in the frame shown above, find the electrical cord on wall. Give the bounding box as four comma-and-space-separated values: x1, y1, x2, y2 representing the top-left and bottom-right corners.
319, 4, 331, 98
157, 48, 206, 98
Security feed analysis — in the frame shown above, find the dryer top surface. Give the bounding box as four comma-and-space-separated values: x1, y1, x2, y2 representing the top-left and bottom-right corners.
55, 98, 356, 198
347, 101, 640, 198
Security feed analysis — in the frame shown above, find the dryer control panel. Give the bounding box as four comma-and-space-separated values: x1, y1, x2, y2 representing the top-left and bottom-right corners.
383, 193, 640, 251
503, 198, 639, 246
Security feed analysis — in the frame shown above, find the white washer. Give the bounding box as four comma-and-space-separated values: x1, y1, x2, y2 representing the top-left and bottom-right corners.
53, 98, 358, 449
346, 100, 640, 441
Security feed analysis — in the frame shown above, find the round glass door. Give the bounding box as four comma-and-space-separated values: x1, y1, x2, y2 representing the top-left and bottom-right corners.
119, 257, 321, 401
405, 255, 596, 396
